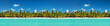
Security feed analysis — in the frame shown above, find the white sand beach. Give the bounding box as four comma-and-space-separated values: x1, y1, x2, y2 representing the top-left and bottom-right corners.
0, 17, 110, 19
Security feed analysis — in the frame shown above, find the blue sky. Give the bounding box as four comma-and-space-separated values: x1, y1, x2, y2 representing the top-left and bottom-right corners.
0, 0, 110, 13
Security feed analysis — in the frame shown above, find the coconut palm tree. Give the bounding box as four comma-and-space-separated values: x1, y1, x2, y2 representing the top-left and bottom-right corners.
13, 11, 17, 17
54, 10, 58, 18
58, 11, 62, 17
71, 11, 75, 17
93, 10, 96, 17
96, 11, 100, 17
90, 10, 93, 17
26, 11, 30, 17
20, 10, 22, 14
22, 11, 26, 17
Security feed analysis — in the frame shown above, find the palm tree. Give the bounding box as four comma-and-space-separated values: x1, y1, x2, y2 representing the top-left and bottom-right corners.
80, 10, 83, 17
54, 10, 58, 18
80, 10, 83, 14
106, 11, 109, 17
2, 11, 4, 14
9, 10, 13, 17
22, 11, 26, 17
43, 11, 47, 17
58, 11, 62, 18
90, 10, 93, 17
0, 13, 2, 17
96, 11, 100, 17
83, 11, 87, 17
10, 10, 12, 13
45, 10, 49, 17
39, 11, 43, 17
2, 11, 4, 17
13, 11, 17, 17
71, 11, 75, 17
20, 10, 22, 14
26, 11, 30, 17
93, 10, 96, 17
52, 10, 54, 14
31, 11, 35, 17
51, 10, 55, 17
90, 10, 93, 14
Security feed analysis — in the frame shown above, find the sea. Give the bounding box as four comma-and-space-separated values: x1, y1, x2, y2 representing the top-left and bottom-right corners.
0, 18, 110, 26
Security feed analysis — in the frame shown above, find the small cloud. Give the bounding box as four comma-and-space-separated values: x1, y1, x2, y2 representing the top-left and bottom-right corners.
81, 8, 86, 11
40, 10, 46, 12
13, 4, 19, 7
20, 8, 23, 10
105, 9, 107, 13
52, 8, 55, 10
90, 8, 94, 10
66, 10, 69, 13
84, 4, 90, 7
11, 8, 15, 11
34, 9, 37, 13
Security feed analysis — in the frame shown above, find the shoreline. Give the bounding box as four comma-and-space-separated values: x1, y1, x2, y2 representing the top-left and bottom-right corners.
0, 17, 110, 19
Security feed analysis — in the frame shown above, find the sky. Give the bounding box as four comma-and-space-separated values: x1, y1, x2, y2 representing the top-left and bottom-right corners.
0, 0, 110, 13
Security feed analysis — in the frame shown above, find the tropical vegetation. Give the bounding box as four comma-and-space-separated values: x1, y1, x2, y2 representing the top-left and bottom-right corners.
0, 9, 110, 18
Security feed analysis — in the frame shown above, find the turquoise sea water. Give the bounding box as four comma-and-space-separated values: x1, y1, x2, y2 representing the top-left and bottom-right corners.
0, 19, 110, 26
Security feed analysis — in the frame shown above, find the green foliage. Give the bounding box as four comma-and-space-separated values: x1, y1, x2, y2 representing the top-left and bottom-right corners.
0, 9, 110, 18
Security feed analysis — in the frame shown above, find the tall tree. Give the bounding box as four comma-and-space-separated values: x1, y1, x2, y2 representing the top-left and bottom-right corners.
93, 10, 96, 14
52, 10, 54, 14
55, 10, 57, 14
13, 11, 17, 17
97, 11, 100, 17
90, 10, 93, 17
22, 11, 26, 17
10, 10, 12, 13
26, 11, 30, 14
23, 11, 25, 14
26, 11, 30, 17
46, 10, 49, 14
72, 11, 74, 14
40, 11, 43, 14
58, 11, 62, 17
80, 10, 83, 14
20, 10, 22, 14
90, 10, 93, 14
71, 11, 75, 17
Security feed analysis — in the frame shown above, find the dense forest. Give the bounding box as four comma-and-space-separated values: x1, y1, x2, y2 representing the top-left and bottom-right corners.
0, 9, 110, 18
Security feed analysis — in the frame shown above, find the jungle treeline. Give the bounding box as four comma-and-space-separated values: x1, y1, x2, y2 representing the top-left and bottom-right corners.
0, 9, 110, 18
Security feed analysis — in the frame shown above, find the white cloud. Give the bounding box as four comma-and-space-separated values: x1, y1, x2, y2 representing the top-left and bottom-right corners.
2, 10, 7, 12
84, 4, 90, 7
66, 10, 69, 13
13, 4, 19, 7
105, 9, 107, 13
52, 8, 55, 10
11, 8, 15, 11
34, 9, 37, 13
90, 8, 94, 10
81, 8, 86, 11
73, 10, 77, 12
40, 10, 46, 12
20, 8, 23, 10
